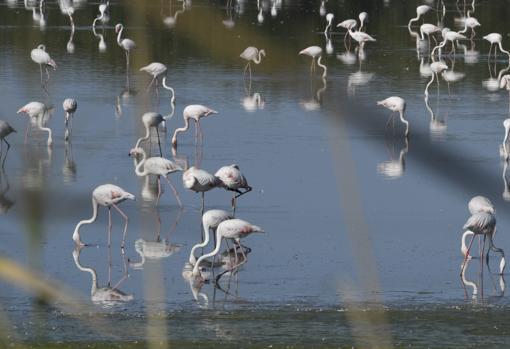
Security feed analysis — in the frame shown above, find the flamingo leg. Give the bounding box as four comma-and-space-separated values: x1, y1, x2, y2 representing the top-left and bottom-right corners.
461, 234, 475, 275
146, 77, 156, 93
39, 64, 44, 85
107, 237, 112, 287
156, 127, 162, 157
111, 203, 129, 249
164, 175, 183, 208
197, 120, 203, 144
1, 139, 10, 167
156, 175, 162, 206
108, 207, 112, 248
200, 192, 205, 216
488, 43, 493, 61
231, 192, 236, 216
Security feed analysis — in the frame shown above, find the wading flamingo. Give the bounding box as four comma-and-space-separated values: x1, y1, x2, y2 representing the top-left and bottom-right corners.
215, 164, 252, 214
63, 98, 77, 142
299, 46, 327, 78
31, 44, 57, 84
171, 105, 217, 147
377, 96, 409, 138
182, 166, 222, 214
240, 47, 266, 80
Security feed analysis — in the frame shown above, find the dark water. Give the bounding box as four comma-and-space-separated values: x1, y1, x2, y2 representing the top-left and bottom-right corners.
1, 0, 510, 347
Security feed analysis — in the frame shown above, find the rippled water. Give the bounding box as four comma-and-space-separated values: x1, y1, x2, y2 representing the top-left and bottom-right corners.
1, 0, 510, 347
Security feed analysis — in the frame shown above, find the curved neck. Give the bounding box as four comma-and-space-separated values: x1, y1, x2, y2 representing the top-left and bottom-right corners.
488, 233, 506, 274
73, 251, 98, 295
254, 51, 263, 64
399, 110, 409, 137
73, 197, 99, 245
172, 117, 190, 145
461, 230, 474, 257
135, 125, 151, 148
37, 122, 52, 145
117, 25, 123, 45
134, 149, 147, 176
498, 41, 510, 57
162, 78, 175, 104
193, 230, 222, 276
317, 56, 327, 78
189, 223, 211, 264
425, 72, 436, 96
408, 15, 419, 28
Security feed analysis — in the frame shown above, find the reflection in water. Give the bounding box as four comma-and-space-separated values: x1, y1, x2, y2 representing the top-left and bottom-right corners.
347, 59, 374, 97
300, 77, 326, 111
424, 94, 447, 140
21, 144, 52, 191
73, 247, 134, 305
115, 86, 136, 118
92, 25, 107, 53
0, 169, 14, 214
461, 253, 506, 302
377, 138, 408, 179
62, 141, 76, 184
458, 40, 479, 64
0, 120, 16, 167
502, 161, 510, 201
163, 0, 187, 28
242, 92, 265, 112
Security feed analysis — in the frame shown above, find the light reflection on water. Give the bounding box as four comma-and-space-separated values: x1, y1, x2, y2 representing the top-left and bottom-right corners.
2, 0, 510, 346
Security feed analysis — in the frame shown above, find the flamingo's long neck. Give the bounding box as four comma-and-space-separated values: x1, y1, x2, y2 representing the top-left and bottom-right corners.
425, 72, 436, 96
460, 259, 478, 298
317, 56, 327, 78
37, 119, 52, 145
93, 12, 104, 27
432, 39, 446, 57
135, 124, 151, 149
172, 116, 190, 145
193, 230, 223, 276
498, 41, 510, 58
72, 197, 99, 245
162, 78, 175, 104
73, 251, 99, 296
461, 230, 474, 257
488, 233, 506, 275
116, 25, 123, 45
189, 223, 211, 264
253, 51, 263, 64
408, 14, 420, 28
399, 109, 410, 137
359, 18, 365, 32
503, 127, 510, 147
134, 149, 148, 176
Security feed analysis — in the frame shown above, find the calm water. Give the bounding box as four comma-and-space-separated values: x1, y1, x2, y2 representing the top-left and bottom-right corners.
1, 0, 510, 347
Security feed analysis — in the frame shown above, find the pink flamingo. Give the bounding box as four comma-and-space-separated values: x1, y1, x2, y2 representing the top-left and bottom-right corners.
171, 105, 217, 147
215, 164, 252, 214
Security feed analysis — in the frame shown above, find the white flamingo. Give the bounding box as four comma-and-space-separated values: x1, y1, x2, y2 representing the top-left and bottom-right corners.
115, 23, 136, 70
182, 166, 222, 213
348, 28, 376, 50
215, 164, 252, 214
299, 46, 327, 78
31, 44, 57, 84
63, 98, 77, 142
377, 96, 409, 138
240, 47, 266, 81
483, 33, 510, 61
324, 13, 334, 34
424, 61, 448, 97
72, 184, 135, 248
140, 62, 167, 91
134, 112, 168, 157
459, 16, 480, 39
92, 1, 109, 27
171, 105, 217, 147
17, 101, 52, 146
358, 12, 368, 32
408, 5, 432, 28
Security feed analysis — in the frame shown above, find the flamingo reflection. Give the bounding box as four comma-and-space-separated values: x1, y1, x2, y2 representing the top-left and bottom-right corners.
377, 138, 408, 179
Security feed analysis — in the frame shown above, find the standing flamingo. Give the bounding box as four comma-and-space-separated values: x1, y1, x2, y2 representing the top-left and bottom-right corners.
140, 62, 167, 92
483, 33, 510, 61
188, 209, 233, 265
408, 5, 432, 28
377, 96, 409, 138
17, 101, 52, 145
72, 184, 135, 248
192, 218, 264, 279
134, 112, 168, 156
215, 164, 252, 214
431, 28, 467, 57
459, 16, 480, 39
420, 23, 440, 45
299, 46, 327, 78
92, 1, 109, 27
115, 24, 136, 71
63, 98, 77, 142
324, 13, 334, 34
0, 120, 16, 167
358, 12, 368, 32
240, 47, 266, 80
171, 105, 217, 147
31, 44, 57, 84
128, 147, 183, 207
182, 166, 222, 214
348, 28, 376, 50
336, 19, 357, 49
424, 61, 448, 97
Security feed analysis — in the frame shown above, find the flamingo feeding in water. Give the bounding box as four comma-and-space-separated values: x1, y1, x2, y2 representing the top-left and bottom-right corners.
299, 46, 327, 78
377, 96, 409, 138
182, 166, 222, 214
483, 33, 510, 61
72, 184, 135, 248
348, 28, 376, 50
336, 19, 357, 48
215, 164, 252, 214
424, 61, 448, 97
408, 5, 432, 28
17, 101, 52, 146
0, 120, 16, 167
129, 147, 183, 207
459, 16, 481, 39
140, 62, 167, 92
171, 105, 217, 147
501, 118, 510, 160
240, 47, 266, 80
63, 98, 77, 142
431, 28, 467, 57
92, 1, 109, 27
31, 44, 57, 84
134, 112, 168, 157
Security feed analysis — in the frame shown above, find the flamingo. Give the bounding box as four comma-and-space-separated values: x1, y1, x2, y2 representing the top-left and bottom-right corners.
324, 13, 334, 34
171, 105, 217, 147
336, 19, 357, 49
134, 112, 168, 157
140, 62, 167, 92
483, 33, 510, 61
192, 218, 264, 279
348, 28, 376, 50
128, 147, 183, 207
92, 1, 109, 27
464, 196, 496, 259
92, 25, 107, 52
461, 212, 505, 275
459, 16, 480, 39
420, 23, 440, 45
240, 47, 266, 80
299, 46, 327, 78
188, 209, 233, 265
162, 77, 176, 105
215, 164, 252, 214
17, 101, 52, 146
377, 96, 409, 138
72, 184, 135, 248
31, 44, 57, 84
62, 98, 77, 142
115, 24, 136, 70
501, 119, 510, 161
424, 61, 448, 97
408, 5, 432, 28
431, 28, 467, 57
0, 120, 16, 167
358, 12, 368, 32
182, 166, 222, 214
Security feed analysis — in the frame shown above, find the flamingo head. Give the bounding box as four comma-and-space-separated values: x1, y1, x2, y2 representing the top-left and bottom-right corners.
115, 23, 123, 33
128, 147, 143, 157
37, 44, 46, 51
205, 108, 218, 116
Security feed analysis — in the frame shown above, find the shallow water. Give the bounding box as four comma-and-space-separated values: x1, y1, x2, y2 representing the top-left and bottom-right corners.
1, 0, 510, 347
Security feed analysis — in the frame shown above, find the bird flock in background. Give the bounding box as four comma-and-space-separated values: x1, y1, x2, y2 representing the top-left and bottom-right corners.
0, 0, 508, 302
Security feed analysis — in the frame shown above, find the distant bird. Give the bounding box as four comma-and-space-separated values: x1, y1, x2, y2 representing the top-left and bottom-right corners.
501, 119, 510, 160
171, 105, 217, 147
72, 248, 133, 303
459, 16, 480, 39
31, 44, 57, 84
483, 33, 510, 61
424, 61, 448, 97
299, 46, 327, 78
17, 101, 52, 146
324, 13, 334, 34
431, 28, 467, 56
215, 164, 252, 214
408, 5, 432, 28
348, 28, 376, 49
115, 23, 136, 69
192, 218, 264, 279
358, 11, 368, 32
0, 120, 16, 167
336, 19, 357, 48
182, 166, 222, 214
129, 147, 183, 207
63, 98, 77, 142
240, 47, 266, 80
92, 1, 109, 27
377, 96, 409, 138
72, 184, 135, 248
189, 209, 233, 265
135, 112, 167, 157
461, 212, 505, 275
140, 62, 167, 91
